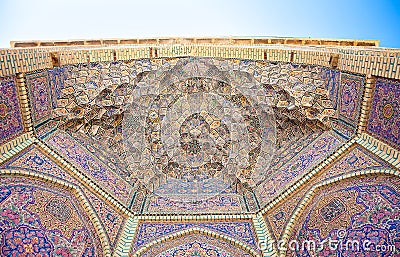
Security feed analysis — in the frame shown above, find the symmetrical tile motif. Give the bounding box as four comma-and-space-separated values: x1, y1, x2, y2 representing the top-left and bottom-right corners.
0, 176, 102, 256
1, 145, 80, 183
52, 58, 340, 211
338, 73, 365, 127
0, 44, 399, 257
256, 131, 343, 205
0, 76, 25, 145
367, 77, 400, 150
26, 71, 53, 125
144, 192, 245, 213
287, 175, 399, 256
132, 220, 259, 252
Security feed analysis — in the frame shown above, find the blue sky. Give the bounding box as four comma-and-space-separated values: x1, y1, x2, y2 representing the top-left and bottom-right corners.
0, 0, 399, 48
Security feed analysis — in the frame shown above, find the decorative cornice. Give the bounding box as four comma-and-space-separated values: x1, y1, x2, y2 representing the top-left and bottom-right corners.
2, 44, 400, 79
10, 37, 379, 48
0, 49, 52, 77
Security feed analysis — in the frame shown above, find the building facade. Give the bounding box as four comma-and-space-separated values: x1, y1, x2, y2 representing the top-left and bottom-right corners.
0, 37, 399, 256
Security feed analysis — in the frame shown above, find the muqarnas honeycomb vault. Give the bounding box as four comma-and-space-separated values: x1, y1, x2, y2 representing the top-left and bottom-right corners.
0, 37, 399, 257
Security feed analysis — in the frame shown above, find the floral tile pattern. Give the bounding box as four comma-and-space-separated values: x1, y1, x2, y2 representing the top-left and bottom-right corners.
256, 131, 344, 205
0, 75, 25, 144
132, 219, 259, 252
144, 192, 246, 213
138, 233, 252, 257
45, 130, 134, 206
26, 71, 53, 125
367, 77, 400, 150
265, 146, 389, 242
0, 145, 127, 251
0, 176, 102, 256
338, 73, 365, 127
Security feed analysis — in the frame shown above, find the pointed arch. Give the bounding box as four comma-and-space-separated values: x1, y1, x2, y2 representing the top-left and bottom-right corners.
279, 168, 400, 257
131, 226, 261, 257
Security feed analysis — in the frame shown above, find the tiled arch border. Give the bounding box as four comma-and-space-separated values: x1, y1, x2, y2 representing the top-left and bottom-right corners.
131, 227, 261, 257
0, 168, 113, 257
2, 43, 400, 80
279, 168, 400, 257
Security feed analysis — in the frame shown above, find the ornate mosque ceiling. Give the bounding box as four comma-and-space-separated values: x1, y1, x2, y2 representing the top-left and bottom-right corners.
46, 57, 338, 211
0, 38, 399, 257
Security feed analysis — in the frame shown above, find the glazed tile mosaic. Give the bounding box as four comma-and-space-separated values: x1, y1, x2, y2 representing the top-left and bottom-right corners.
26, 71, 53, 125
330, 118, 356, 139
132, 220, 259, 252
0, 75, 25, 145
0, 145, 127, 251
264, 146, 389, 242
144, 193, 245, 213
82, 187, 126, 250
45, 130, 134, 206
52, 57, 341, 208
35, 119, 59, 138
47, 67, 67, 109
286, 174, 400, 257
321, 68, 340, 110
70, 131, 133, 184
137, 233, 252, 257
337, 73, 365, 127
367, 77, 400, 150
266, 131, 323, 174
256, 131, 344, 205
0, 176, 103, 256
1, 145, 79, 183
